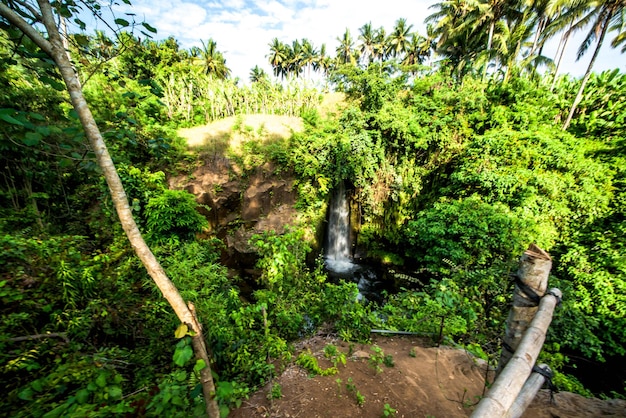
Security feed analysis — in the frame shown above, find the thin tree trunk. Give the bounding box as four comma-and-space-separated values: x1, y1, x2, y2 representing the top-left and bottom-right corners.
483, 20, 496, 80
551, 20, 573, 91
530, 18, 545, 57
0, 2, 220, 416
563, 17, 609, 130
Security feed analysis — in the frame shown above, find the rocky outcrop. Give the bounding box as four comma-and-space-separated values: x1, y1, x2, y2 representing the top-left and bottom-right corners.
169, 158, 298, 273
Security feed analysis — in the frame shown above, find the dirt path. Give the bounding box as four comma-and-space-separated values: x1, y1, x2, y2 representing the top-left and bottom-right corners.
230, 334, 626, 418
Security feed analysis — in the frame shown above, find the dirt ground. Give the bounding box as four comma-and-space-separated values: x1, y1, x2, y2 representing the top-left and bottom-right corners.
230, 334, 626, 418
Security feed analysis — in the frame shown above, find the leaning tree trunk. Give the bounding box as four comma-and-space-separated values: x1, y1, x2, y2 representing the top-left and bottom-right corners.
0, 1, 220, 416
563, 17, 609, 130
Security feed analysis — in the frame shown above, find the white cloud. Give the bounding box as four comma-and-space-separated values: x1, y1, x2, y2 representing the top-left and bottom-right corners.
102, 0, 622, 81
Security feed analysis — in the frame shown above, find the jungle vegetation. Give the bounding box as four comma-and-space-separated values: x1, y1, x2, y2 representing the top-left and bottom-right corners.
0, 0, 625, 416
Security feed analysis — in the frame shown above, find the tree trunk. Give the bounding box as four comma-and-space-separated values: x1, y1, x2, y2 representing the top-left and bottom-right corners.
483, 20, 496, 80
563, 17, 610, 130
497, 244, 552, 376
550, 21, 572, 91
0, 2, 220, 416
470, 289, 562, 418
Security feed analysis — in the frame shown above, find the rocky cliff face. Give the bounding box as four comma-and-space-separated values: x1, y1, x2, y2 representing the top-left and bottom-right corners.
169, 158, 298, 276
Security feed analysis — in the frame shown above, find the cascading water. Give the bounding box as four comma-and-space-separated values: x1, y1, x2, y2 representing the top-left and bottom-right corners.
325, 182, 356, 274
324, 183, 388, 302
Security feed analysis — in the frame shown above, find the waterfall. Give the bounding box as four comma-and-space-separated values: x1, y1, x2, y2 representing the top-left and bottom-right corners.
325, 182, 356, 273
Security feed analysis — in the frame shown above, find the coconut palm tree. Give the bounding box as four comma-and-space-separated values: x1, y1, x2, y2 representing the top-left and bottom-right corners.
250, 65, 268, 83
358, 22, 377, 66
336, 28, 357, 65
401, 33, 431, 69
426, 0, 486, 77
285, 39, 306, 78
563, 0, 626, 129
197, 38, 230, 79
370, 26, 387, 62
541, 0, 592, 90
314, 43, 333, 76
301, 38, 318, 78
268, 37, 288, 79
387, 18, 414, 58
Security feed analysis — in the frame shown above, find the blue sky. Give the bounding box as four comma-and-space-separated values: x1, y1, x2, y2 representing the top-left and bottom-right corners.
88, 0, 625, 81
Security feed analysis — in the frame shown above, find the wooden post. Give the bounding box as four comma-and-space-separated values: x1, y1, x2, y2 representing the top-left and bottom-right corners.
498, 244, 552, 375
507, 364, 552, 418
470, 288, 562, 418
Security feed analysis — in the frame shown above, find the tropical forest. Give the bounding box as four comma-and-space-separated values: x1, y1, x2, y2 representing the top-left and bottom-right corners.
0, 0, 625, 417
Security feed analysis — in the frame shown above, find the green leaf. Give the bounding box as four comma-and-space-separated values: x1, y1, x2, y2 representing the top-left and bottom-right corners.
193, 359, 206, 373
40, 76, 65, 91
0, 109, 23, 126
114, 18, 130, 27
174, 323, 188, 339
74, 34, 90, 47
29, 112, 46, 121
173, 370, 187, 382
141, 22, 157, 33
22, 131, 42, 146
73, 18, 86, 30
36, 126, 51, 137
18, 387, 34, 401
75, 388, 90, 404
173, 344, 193, 366
108, 385, 122, 400
59, 159, 73, 168
219, 405, 230, 418
31, 380, 44, 392
95, 372, 107, 388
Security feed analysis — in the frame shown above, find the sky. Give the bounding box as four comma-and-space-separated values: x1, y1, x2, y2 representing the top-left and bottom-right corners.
86, 0, 625, 82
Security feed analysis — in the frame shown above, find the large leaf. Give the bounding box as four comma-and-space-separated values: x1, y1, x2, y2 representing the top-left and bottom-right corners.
0, 108, 23, 126
23, 132, 42, 146
174, 323, 188, 339
173, 344, 193, 366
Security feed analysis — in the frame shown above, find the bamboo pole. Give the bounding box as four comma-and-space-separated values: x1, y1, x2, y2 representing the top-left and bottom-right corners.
507, 364, 552, 418
498, 244, 552, 375
470, 288, 562, 418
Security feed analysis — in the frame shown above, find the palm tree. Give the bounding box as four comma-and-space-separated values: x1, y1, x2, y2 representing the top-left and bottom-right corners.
301, 38, 318, 78
250, 65, 268, 83
287, 39, 304, 78
268, 37, 288, 79
542, 0, 591, 90
387, 18, 414, 59
358, 22, 376, 66
373, 26, 388, 62
336, 28, 357, 65
426, 0, 486, 77
314, 43, 333, 76
197, 38, 230, 79
401, 33, 431, 70
563, 0, 626, 129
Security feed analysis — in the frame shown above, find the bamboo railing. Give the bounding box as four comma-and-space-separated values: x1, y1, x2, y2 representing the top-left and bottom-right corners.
470, 244, 562, 418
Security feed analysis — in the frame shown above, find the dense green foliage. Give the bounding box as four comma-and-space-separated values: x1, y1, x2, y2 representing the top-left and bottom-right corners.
1, 1, 625, 415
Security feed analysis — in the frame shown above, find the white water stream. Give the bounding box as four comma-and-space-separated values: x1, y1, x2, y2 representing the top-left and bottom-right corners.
324, 182, 357, 274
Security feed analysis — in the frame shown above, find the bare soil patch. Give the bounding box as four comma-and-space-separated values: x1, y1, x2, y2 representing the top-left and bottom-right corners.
230, 334, 626, 418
